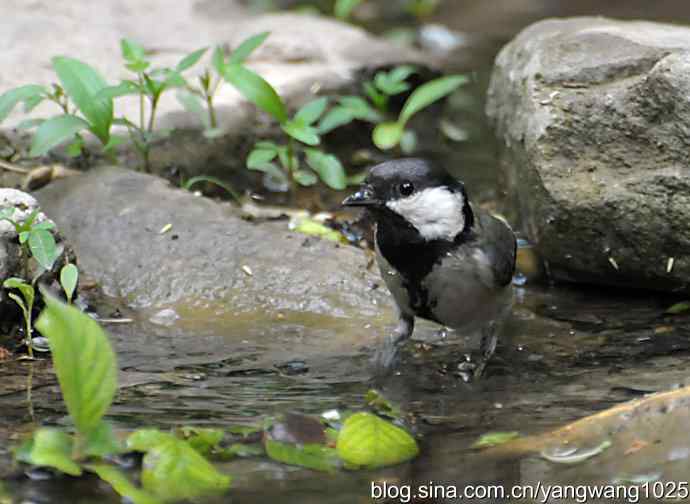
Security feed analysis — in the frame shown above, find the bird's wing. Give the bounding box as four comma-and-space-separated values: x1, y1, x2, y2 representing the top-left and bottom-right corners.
476, 211, 517, 287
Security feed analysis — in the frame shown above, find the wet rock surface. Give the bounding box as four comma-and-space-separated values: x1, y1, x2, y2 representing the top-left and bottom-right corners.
486, 17, 690, 293
35, 166, 389, 319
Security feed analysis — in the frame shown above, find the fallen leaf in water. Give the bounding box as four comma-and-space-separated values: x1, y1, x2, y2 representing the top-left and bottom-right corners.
624, 439, 649, 455
665, 301, 690, 315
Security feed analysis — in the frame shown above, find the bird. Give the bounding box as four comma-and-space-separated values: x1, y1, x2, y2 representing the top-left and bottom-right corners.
343, 158, 516, 376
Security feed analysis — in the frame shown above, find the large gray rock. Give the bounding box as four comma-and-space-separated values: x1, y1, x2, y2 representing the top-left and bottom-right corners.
487, 17, 690, 292
35, 167, 389, 321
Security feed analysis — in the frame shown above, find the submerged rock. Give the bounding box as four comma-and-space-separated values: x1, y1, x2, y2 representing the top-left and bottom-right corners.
35, 167, 389, 321
486, 17, 690, 293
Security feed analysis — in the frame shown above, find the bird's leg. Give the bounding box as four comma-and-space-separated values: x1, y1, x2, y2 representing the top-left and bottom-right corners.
456, 323, 498, 382
373, 314, 414, 369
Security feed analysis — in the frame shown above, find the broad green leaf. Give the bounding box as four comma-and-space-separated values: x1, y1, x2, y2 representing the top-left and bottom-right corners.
29, 115, 90, 157
15, 428, 82, 476
86, 464, 161, 504
293, 170, 318, 186
247, 146, 278, 168
120, 39, 147, 63
175, 90, 208, 128
126, 60, 150, 73
305, 149, 346, 190
294, 97, 328, 125
340, 96, 382, 122
375, 70, 411, 96
277, 146, 299, 172
129, 431, 232, 502
247, 161, 285, 181
317, 107, 354, 134
472, 431, 520, 449
103, 134, 127, 152
176, 47, 208, 72
224, 64, 287, 123
65, 136, 84, 157
336, 412, 418, 469
127, 429, 172, 452
0, 85, 47, 122
160, 69, 186, 89
666, 301, 690, 315
363, 81, 387, 111
98, 81, 141, 100
182, 176, 240, 202
52, 56, 113, 143
228, 32, 270, 66
373, 121, 404, 150
28, 229, 58, 271
265, 439, 340, 472
17, 118, 45, 130
177, 427, 224, 456
60, 263, 79, 302
211, 46, 226, 75
388, 65, 417, 84
334, 0, 364, 19
399, 74, 468, 125
35, 292, 118, 437
282, 120, 320, 146
3, 277, 34, 311
83, 421, 124, 457
31, 221, 55, 232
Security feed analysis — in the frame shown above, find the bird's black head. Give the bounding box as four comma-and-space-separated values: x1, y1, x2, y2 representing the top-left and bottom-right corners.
343, 158, 474, 243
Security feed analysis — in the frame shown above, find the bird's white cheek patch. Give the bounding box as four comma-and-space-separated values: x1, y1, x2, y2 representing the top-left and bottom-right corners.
387, 187, 466, 241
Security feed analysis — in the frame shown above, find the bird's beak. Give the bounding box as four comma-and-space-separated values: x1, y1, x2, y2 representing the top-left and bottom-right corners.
342, 185, 379, 207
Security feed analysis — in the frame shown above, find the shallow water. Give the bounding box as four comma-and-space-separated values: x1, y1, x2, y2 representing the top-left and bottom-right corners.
4, 4, 690, 503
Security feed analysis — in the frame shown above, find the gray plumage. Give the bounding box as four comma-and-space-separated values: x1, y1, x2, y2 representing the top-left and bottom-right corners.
343, 158, 516, 372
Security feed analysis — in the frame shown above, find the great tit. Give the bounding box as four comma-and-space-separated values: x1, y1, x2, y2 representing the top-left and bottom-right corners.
343, 158, 516, 376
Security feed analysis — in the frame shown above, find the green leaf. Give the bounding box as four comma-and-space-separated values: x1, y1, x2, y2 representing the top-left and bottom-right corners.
126, 60, 150, 73
29, 115, 90, 157
282, 120, 320, 145
86, 464, 161, 504
177, 427, 224, 456
83, 421, 124, 457
247, 161, 285, 181
52, 56, 113, 143
120, 39, 147, 63
294, 97, 328, 125
228, 32, 270, 66
98, 81, 141, 100
176, 47, 208, 72
128, 431, 232, 502
247, 146, 278, 169
317, 107, 354, 134
340, 96, 382, 122
372, 121, 404, 150
17, 118, 45, 130
334, 0, 364, 19
31, 221, 55, 232
0, 207, 14, 220
375, 70, 411, 96
4, 277, 35, 311
305, 149, 346, 190
293, 170, 318, 186
0, 85, 47, 122
364, 81, 387, 111
277, 146, 299, 172
7, 292, 28, 315
103, 134, 127, 152
28, 228, 59, 271
60, 263, 79, 303
336, 412, 419, 469
388, 65, 417, 84
15, 428, 82, 476
224, 64, 287, 123
18, 231, 30, 244
65, 136, 84, 157
399, 74, 468, 125
35, 292, 118, 437
211, 46, 226, 75
182, 176, 240, 202
471, 431, 520, 449
265, 439, 340, 472
666, 301, 690, 315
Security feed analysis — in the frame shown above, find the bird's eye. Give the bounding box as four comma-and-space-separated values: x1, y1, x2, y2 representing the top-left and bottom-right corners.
399, 182, 414, 196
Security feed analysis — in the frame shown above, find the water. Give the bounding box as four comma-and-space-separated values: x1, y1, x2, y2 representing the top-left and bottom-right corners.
5, 2, 690, 502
